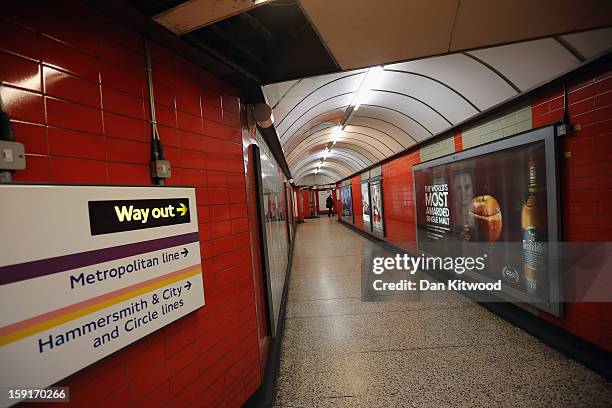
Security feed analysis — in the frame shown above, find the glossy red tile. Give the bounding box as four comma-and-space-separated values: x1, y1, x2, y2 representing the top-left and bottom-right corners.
41, 36, 98, 82
203, 104, 222, 124
96, 14, 143, 54
107, 138, 149, 164
46, 96, 103, 134
11, 120, 47, 155
0, 51, 41, 91
177, 111, 202, 134
107, 162, 150, 185
154, 103, 176, 128
0, 86, 45, 124
222, 95, 240, 113
48, 126, 105, 160
179, 150, 207, 170
0, 19, 40, 61
37, 2, 98, 55
179, 131, 210, 153
102, 86, 145, 119
156, 125, 179, 147
98, 38, 145, 76
12, 153, 49, 182
99, 61, 145, 98
50, 156, 107, 183
223, 111, 240, 129
43, 65, 100, 108
152, 65, 175, 89
104, 112, 148, 142
180, 168, 206, 187
203, 119, 224, 139
153, 83, 175, 107
207, 157, 242, 173
201, 89, 222, 108
176, 93, 201, 116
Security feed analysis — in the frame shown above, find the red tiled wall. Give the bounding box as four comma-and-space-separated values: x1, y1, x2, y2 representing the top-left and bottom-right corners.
530, 60, 612, 351
351, 175, 363, 229
1, 1, 262, 406
381, 151, 421, 253
301, 189, 311, 218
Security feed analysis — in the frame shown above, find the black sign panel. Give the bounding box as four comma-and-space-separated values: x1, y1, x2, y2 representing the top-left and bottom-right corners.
89, 198, 191, 235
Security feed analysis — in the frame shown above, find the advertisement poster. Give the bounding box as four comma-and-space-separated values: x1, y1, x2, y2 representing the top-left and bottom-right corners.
341, 186, 353, 222
370, 180, 384, 236
413, 128, 560, 314
0, 185, 203, 395
259, 145, 289, 336
361, 181, 371, 227
317, 189, 333, 212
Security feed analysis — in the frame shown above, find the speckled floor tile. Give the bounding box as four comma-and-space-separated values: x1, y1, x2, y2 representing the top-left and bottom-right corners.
275, 219, 611, 407
285, 296, 477, 319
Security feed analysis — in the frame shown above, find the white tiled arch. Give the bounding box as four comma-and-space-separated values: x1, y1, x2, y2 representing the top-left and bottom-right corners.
262, 27, 612, 184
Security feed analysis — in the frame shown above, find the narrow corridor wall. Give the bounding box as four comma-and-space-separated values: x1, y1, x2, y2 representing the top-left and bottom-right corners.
528, 60, 612, 351
338, 57, 612, 353
1, 1, 262, 406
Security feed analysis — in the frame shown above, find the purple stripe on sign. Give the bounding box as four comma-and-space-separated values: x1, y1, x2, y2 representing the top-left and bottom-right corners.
0, 232, 200, 286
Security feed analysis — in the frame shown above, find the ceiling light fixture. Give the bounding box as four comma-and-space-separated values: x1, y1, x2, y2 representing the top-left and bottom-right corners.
331, 125, 342, 145
350, 66, 384, 112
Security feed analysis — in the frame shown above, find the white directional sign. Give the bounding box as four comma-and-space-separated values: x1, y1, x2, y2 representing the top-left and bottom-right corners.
0, 185, 204, 405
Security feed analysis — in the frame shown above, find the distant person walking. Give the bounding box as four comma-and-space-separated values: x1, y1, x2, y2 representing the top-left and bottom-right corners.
326, 193, 334, 217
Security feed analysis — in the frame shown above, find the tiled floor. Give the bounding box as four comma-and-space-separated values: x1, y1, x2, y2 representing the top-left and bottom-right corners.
274, 218, 611, 407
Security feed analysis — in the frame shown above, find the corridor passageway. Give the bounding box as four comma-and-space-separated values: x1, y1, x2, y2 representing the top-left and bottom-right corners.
1, 1, 611, 406
275, 218, 611, 407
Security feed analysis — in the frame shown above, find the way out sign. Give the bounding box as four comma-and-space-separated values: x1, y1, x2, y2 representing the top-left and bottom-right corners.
0, 185, 204, 405
89, 198, 191, 234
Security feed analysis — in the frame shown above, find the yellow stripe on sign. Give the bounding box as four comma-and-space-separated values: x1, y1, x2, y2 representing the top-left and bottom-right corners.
0, 267, 201, 347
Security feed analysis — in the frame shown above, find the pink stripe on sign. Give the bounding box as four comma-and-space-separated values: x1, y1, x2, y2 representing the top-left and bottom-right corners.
0, 264, 201, 337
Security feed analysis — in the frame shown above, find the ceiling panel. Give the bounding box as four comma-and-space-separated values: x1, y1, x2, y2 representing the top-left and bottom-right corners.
561, 27, 612, 60
277, 93, 353, 142
364, 91, 451, 135
385, 54, 518, 111
468, 38, 580, 91
352, 105, 433, 142
349, 116, 417, 148
265, 79, 299, 108
298, 0, 458, 70
375, 70, 479, 124
274, 73, 364, 136
449, 0, 608, 51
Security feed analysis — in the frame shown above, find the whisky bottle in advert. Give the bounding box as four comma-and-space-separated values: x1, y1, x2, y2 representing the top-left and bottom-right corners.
521, 158, 545, 295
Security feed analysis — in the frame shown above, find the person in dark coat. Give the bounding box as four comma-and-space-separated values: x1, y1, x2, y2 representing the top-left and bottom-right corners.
326, 193, 334, 217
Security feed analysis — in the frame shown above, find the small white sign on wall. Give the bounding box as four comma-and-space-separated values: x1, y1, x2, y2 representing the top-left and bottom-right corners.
0, 185, 204, 405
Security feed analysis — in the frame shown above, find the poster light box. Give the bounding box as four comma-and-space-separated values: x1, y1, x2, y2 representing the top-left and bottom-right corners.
412, 126, 562, 316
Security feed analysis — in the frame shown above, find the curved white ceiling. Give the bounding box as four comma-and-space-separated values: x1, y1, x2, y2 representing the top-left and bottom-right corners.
262, 27, 612, 185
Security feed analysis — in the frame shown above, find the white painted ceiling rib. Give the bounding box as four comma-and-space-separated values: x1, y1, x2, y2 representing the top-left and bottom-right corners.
260, 27, 612, 185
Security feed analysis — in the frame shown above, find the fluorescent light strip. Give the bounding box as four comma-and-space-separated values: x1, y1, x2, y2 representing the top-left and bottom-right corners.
350, 66, 384, 112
